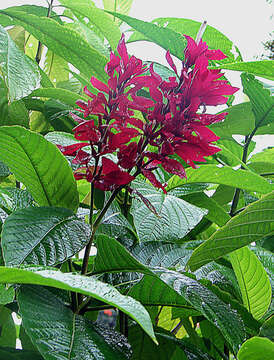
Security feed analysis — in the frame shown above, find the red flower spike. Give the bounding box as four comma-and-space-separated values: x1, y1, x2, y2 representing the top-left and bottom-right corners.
90, 77, 109, 94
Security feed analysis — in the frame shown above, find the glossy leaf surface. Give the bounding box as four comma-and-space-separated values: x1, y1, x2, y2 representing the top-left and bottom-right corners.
237, 337, 274, 360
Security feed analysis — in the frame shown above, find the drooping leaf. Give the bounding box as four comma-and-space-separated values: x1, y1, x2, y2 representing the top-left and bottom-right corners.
167, 165, 273, 194
0, 306, 16, 348
131, 180, 207, 242
0, 25, 40, 101
28, 87, 87, 107
0, 126, 79, 211
187, 191, 274, 271
237, 336, 274, 360
213, 60, 274, 81
0, 266, 156, 342
127, 17, 235, 60
0, 9, 108, 81
44, 50, 70, 83
2, 206, 90, 266
60, 0, 121, 50
230, 246, 272, 320
241, 73, 274, 128
108, 12, 187, 60
18, 285, 131, 360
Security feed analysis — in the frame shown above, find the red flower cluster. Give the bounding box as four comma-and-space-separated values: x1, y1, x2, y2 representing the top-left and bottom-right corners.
59, 34, 238, 192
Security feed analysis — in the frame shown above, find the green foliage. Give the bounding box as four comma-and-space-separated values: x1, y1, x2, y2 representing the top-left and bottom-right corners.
237, 337, 274, 360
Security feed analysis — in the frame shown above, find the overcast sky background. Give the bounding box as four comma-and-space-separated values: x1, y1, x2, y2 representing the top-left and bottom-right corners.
1, 0, 274, 150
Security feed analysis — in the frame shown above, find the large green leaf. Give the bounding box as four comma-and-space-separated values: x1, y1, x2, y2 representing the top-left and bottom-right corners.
0, 25, 40, 101
213, 60, 274, 81
108, 12, 187, 60
18, 285, 130, 360
60, 0, 121, 50
167, 165, 273, 194
131, 180, 207, 242
0, 9, 108, 81
44, 50, 70, 83
127, 17, 235, 60
28, 87, 87, 107
241, 73, 274, 128
230, 246, 272, 320
2, 206, 90, 266
0, 266, 156, 343
187, 191, 274, 271
103, 0, 134, 18
0, 306, 16, 348
237, 337, 274, 360
0, 126, 79, 211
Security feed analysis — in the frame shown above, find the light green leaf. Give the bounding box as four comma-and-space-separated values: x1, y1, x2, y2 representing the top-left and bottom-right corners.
44, 50, 69, 83
187, 191, 274, 271
60, 0, 121, 50
0, 9, 108, 81
213, 60, 274, 81
0, 126, 79, 211
230, 246, 272, 319
0, 266, 157, 343
103, 0, 134, 20
128, 17, 235, 60
0, 25, 40, 101
0, 187, 34, 211
2, 206, 90, 266
241, 73, 274, 128
28, 87, 87, 107
108, 12, 187, 60
18, 285, 130, 360
167, 165, 273, 194
131, 180, 207, 242
237, 337, 274, 360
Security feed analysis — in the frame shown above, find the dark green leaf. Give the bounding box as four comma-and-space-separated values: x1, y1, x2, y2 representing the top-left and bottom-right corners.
0, 126, 79, 211
0, 160, 9, 177
237, 337, 274, 360
230, 246, 272, 320
0, 187, 34, 211
18, 285, 131, 360
0, 348, 43, 360
108, 12, 187, 60
241, 73, 274, 128
131, 180, 207, 242
0, 266, 156, 342
0, 10, 108, 81
187, 191, 274, 271
0, 285, 14, 305
0, 306, 16, 348
200, 320, 225, 360
259, 316, 274, 341
0, 25, 40, 101
2, 206, 90, 266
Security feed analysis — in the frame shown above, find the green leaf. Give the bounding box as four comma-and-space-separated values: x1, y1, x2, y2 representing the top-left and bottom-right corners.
259, 316, 274, 341
0, 284, 14, 305
103, 0, 134, 19
0, 160, 10, 177
0, 266, 157, 343
28, 87, 87, 107
200, 320, 225, 360
44, 50, 69, 83
230, 246, 272, 319
0, 25, 40, 101
0, 126, 79, 211
131, 180, 207, 242
108, 12, 187, 60
167, 165, 273, 194
187, 191, 274, 271
213, 60, 274, 81
60, 0, 121, 50
241, 73, 274, 128
128, 17, 235, 60
0, 10, 108, 81
0, 348, 43, 360
18, 285, 131, 360
2, 206, 90, 266
0, 306, 16, 348
237, 337, 274, 360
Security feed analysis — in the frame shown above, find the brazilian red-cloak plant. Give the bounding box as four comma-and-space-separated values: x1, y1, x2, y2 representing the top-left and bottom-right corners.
59, 34, 238, 194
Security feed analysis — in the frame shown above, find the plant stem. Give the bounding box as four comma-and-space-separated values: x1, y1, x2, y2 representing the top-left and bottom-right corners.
68, 259, 78, 312
35, 0, 54, 64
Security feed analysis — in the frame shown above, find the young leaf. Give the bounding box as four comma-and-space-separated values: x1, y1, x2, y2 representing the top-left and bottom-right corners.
230, 246, 272, 320
213, 60, 274, 81
2, 206, 90, 266
131, 180, 207, 242
0, 126, 79, 211
0, 25, 40, 101
18, 285, 131, 360
241, 73, 274, 129
187, 191, 274, 271
0, 266, 157, 343
59, 0, 122, 50
107, 12, 187, 60
167, 165, 273, 194
237, 337, 274, 360
0, 10, 108, 81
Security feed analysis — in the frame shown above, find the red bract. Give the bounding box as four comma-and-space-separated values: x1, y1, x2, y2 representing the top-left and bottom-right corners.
58, 33, 238, 192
